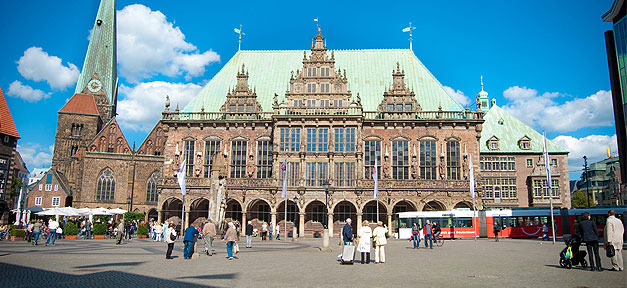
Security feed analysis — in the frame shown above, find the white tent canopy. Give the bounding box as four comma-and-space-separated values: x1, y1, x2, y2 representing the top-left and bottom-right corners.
108, 208, 127, 215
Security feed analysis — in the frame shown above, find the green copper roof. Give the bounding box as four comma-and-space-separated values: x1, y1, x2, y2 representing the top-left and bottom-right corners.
75, 0, 117, 108
480, 104, 568, 154
184, 49, 463, 112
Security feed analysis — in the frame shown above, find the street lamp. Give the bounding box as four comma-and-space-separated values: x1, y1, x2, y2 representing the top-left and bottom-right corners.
293, 196, 298, 239
323, 180, 331, 229
583, 156, 591, 208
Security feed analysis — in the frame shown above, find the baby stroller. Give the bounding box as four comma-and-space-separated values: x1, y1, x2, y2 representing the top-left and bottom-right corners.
559, 234, 587, 269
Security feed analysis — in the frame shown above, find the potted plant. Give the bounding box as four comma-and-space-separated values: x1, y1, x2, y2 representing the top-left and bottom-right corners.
93, 223, 106, 239
64, 222, 78, 239
10, 229, 25, 241
137, 224, 149, 238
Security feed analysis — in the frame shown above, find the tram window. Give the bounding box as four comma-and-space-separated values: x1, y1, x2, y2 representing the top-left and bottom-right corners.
455, 218, 473, 228
398, 218, 410, 229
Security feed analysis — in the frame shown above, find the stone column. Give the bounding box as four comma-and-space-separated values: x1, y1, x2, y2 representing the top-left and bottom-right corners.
328, 213, 334, 238
185, 211, 190, 229
241, 211, 247, 227
299, 212, 305, 237
356, 213, 363, 232
157, 209, 162, 223
387, 213, 393, 236
271, 212, 277, 230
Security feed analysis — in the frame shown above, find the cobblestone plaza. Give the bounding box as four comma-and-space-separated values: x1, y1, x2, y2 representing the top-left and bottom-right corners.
0, 238, 624, 287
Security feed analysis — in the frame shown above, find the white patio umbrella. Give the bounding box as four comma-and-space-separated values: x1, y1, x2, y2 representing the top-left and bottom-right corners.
36, 208, 67, 221
108, 208, 127, 215
21, 210, 27, 226
26, 210, 31, 224
76, 208, 92, 216
57, 207, 80, 217
91, 207, 113, 215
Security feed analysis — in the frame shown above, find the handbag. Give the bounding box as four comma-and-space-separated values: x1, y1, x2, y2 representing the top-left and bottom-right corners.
233, 243, 239, 254
565, 247, 573, 259
169, 231, 176, 241
606, 245, 615, 258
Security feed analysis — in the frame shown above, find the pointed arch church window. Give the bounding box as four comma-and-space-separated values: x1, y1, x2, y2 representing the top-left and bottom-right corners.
96, 168, 115, 202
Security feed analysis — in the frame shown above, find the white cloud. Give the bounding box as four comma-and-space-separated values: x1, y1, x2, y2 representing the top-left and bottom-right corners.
117, 4, 220, 83
7, 80, 51, 102
116, 81, 202, 131
17, 143, 53, 170
16, 47, 79, 90
552, 134, 618, 178
444, 86, 470, 107
502, 86, 613, 133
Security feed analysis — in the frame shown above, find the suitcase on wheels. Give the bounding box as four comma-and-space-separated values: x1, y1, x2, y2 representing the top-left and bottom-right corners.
341, 244, 355, 265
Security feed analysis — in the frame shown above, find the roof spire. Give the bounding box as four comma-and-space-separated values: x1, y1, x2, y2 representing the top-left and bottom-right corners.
481, 75, 484, 92
402, 22, 416, 51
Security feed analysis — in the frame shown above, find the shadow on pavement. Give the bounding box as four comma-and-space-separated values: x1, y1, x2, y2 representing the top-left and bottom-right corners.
74, 261, 144, 269
178, 273, 239, 280
0, 263, 217, 288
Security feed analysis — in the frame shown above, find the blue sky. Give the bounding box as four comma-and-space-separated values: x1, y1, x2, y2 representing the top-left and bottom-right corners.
0, 0, 619, 180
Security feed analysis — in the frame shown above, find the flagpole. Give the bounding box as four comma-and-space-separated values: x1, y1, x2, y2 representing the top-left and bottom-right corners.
544, 131, 556, 245
285, 195, 287, 243
469, 154, 477, 241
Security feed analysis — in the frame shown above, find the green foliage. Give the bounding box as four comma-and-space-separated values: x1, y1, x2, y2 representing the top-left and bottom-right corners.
64, 222, 78, 235
9, 224, 18, 230
124, 212, 145, 222
9, 176, 22, 197
10, 229, 25, 237
94, 215, 111, 223
137, 224, 149, 236
572, 191, 596, 208
93, 223, 107, 235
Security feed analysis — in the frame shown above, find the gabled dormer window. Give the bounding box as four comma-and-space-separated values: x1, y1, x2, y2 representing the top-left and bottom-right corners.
488, 136, 499, 151
519, 136, 531, 150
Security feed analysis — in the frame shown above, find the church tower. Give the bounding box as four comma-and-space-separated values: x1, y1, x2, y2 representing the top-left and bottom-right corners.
75, 0, 117, 122
51, 0, 116, 188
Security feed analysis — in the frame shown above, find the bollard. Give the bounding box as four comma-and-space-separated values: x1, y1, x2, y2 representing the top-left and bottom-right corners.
320, 228, 332, 252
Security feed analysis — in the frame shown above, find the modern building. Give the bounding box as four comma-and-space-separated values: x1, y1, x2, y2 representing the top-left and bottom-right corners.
604, 0, 627, 198
573, 157, 623, 205
0, 87, 20, 224
50, 0, 570, 235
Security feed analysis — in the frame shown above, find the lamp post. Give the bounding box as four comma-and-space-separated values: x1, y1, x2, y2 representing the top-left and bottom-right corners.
321, 180, 331, 251
583, 156, 591, 208
293, 195, 298, 241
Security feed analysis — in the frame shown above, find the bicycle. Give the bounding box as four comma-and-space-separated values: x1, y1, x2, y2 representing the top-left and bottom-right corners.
434, 234, 444, 247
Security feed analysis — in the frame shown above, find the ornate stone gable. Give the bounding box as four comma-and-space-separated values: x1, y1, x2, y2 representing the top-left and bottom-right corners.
219, 65, 263, 113
136, 122, 166, 156
87, 118, 132, 154
80, 73, 113, 122
283, 28, 356, 111
377, 63, 421, 113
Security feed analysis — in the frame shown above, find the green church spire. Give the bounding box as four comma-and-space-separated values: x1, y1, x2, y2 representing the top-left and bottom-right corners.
75, 0, 117, 120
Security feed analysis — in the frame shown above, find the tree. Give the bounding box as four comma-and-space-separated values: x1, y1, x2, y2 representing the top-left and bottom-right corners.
9, 176, 22, 198
572, 190, 596, 208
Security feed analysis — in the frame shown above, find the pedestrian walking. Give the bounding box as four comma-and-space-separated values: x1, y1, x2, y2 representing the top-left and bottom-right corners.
32, 220, 42, 245
165, 222, 177, 259
46, 219, 59, 246
175, 223, 182, 240
269, 222, 274, 241
154, 222, 163, 242
342, 218, 353, 245
604, 210, 624, 271
579, 212, 602, 271
223, 222, 238, 260
357, 220, 372, 264
542, 223, 549, 241
424, 220, 433, 249
275, 223, 280, 240
245, 221, 253, 248
85, 220, 92, 239
261, 222, 268, 241
411, 222, 420, 249
116, 220, 125, 245
493, 221, 501, 242
202, 219, 217, 255
372, 221, 387, 264
183, 225, 199, 259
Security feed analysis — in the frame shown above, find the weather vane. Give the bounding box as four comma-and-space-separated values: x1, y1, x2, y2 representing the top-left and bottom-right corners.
314, 18, 320, 34
402, 22, 416, 51
234, 24, 245, 51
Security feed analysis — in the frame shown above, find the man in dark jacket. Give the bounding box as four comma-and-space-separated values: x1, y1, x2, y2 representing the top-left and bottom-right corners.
579, 212, 602, 271
183, 225, 200, 259
342, 218, 353, 245
245, 221, 253, 248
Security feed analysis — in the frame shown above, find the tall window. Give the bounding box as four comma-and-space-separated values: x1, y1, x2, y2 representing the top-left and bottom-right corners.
279, 128, 300, 152
334, 128, 355, 152
146, 171, 158, 203
307, 128, 317, 152
52, 197, 60, 206
482, 178, 517, 200
306, 128, 328, 152
337, 204, 351, 222
183, 140, 195, 176
420, 141, 436, 180
306, 162, 328, 186
280, 162, 300, 186
334, 162, 355, 187
533, 179, 559, 198
364, 141, 381, 179
257, 140, 273, 178
392, 141, 409, 180
70, 146, 79, 156
71, 123, 83, 136
203, 140, 220, 177
230, 141, 247, 178
96, 168, 115, 201
446, 141, 460, 180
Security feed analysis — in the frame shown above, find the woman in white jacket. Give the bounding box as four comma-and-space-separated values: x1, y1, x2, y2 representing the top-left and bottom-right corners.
357, 220, 372, 264
165, 222, 177, 259
372, 221, 388, 264
154, 222, 163, 242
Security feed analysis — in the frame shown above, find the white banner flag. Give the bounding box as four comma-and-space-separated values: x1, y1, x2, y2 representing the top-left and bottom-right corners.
469, 154, 475, 199
543, 132, 552, 188
177, 160, 186, 196
373, 157, 378, 199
